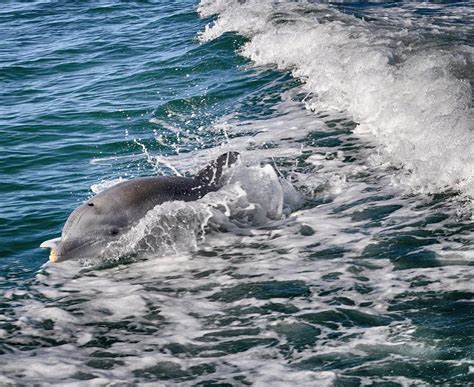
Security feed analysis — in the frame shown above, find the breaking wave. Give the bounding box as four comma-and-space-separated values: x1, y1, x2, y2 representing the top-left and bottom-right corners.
198, 0, 474, 201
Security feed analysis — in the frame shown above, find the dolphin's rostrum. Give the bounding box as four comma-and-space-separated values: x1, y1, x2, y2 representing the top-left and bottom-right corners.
41, 152, 240, 263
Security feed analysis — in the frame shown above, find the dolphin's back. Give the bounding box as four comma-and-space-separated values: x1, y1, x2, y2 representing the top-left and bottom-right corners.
89, 176, 206, 220
97, 151, 240, 213
99, 176, 205, 206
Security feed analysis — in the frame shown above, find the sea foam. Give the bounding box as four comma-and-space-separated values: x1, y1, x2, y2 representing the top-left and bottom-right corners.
198, 0, 474, 202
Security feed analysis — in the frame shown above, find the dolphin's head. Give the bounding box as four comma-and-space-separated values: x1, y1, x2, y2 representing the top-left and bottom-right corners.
45, 196, 130, 263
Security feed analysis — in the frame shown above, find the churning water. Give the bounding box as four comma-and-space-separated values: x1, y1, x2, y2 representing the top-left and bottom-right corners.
1, 1, 473, 385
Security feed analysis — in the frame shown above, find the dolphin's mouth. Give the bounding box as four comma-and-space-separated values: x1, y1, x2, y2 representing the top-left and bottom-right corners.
40, 237, 63, 262
49, 249, 60, 263
41, 237, 102, 263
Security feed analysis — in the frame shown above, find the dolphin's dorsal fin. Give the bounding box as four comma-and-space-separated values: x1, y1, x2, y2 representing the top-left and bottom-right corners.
196, 152, 240, 187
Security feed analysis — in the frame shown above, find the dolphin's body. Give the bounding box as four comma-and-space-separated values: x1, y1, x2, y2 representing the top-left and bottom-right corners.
41, 152, 239, 263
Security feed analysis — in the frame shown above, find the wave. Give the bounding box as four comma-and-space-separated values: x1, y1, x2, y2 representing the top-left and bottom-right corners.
198, 0, 474, 203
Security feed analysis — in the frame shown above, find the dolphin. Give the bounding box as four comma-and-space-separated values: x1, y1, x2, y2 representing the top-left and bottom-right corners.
40, 152, 239, 263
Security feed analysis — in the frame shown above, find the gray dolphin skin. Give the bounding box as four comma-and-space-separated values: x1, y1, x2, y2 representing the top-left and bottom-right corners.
41, 152, 239, 263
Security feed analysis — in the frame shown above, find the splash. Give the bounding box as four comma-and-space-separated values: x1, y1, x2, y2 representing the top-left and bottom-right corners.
100, 164, 303, 262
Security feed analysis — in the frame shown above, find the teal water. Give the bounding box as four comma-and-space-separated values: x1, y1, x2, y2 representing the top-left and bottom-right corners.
1, 1, 473, 385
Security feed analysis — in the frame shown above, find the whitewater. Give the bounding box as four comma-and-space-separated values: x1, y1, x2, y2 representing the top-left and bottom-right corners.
199, 0, 474, 203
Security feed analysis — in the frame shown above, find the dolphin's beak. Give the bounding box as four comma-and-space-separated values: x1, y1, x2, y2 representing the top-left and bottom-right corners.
40, 237, 62, 263
40, 237, 61, 249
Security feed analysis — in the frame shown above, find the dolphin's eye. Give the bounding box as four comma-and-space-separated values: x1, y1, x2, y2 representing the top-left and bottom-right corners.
110, 228, 119, 236
87, 203, 94, 207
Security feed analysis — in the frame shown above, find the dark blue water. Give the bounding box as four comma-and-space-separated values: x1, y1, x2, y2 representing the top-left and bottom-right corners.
1, 1, 473, 385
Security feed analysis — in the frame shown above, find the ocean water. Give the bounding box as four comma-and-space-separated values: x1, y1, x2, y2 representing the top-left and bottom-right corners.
1, 0, 473, 385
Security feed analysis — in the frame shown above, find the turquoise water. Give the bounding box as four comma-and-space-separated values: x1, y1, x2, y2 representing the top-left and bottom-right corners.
1, 1, 473, 385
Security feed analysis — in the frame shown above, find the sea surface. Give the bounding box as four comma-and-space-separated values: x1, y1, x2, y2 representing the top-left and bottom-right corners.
1, 0, 473, 385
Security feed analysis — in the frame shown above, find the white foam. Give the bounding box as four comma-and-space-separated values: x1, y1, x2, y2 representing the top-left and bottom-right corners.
90, 178, 127, 194
242, 363, 336, 387
84, 294, 147, 320
3, 179, 472, 384
198, 0, 474, 204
